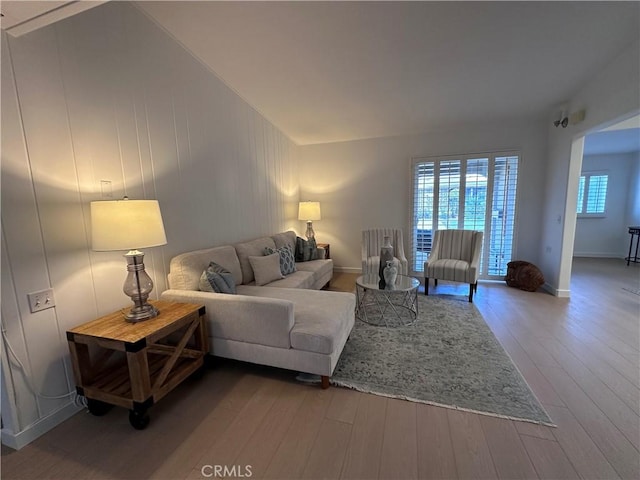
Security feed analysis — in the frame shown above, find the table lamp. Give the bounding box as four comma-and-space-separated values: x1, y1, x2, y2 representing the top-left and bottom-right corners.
298, 201, 321, 240
91, 197, 167, 322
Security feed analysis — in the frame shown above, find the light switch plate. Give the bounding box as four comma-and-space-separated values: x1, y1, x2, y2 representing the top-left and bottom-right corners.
27, 288, 55, 313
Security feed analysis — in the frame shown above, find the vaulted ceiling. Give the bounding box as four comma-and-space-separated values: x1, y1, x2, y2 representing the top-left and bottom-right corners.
2, 1, 639, 147
136, 1, 639, 145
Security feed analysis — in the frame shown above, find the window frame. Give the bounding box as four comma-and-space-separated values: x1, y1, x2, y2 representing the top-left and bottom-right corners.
410, 151, 521, 280
577, 171, 609, 218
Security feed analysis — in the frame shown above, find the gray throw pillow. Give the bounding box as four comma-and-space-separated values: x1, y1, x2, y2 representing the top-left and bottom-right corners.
264, 244, 297, 276
248, 253, 284, 286
295, 236, 318, 262
199, 262, 236, 294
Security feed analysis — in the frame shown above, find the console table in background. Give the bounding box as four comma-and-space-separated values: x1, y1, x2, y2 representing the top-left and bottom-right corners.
317, 242, 330, 259
625, 226, 640, 266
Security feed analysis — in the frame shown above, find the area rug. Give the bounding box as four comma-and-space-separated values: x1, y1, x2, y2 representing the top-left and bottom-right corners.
332, 295, 554, 426
622, 286, 640, 296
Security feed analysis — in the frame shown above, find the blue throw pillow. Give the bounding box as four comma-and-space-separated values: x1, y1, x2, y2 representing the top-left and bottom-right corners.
199, 262, 236, 294
295, 236, 318, 262
264, 244, 297, 276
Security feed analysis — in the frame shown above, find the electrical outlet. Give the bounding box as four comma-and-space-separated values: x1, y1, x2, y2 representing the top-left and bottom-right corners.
100, 180, 112, 198
27, 288, 55, 313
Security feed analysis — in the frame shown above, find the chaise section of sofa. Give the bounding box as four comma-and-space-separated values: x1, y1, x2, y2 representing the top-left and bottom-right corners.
161, 230, 355, 387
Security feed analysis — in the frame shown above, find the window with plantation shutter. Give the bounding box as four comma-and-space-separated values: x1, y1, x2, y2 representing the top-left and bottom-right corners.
411, 152, 520, 279
577, 172, 608, 216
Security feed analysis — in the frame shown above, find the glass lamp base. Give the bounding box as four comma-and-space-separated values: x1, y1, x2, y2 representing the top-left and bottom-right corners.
305, 220, 315, 240
122, 250, 159, 323
124, 303, 159, 323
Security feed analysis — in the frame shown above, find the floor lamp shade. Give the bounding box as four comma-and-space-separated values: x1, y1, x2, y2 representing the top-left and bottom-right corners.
90, 198, 167, 322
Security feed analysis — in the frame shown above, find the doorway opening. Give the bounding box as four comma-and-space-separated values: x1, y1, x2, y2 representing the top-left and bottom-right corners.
564, 113, 640, 291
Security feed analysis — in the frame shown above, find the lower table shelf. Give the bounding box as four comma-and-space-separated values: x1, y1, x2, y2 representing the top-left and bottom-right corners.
81, 354, 198, 410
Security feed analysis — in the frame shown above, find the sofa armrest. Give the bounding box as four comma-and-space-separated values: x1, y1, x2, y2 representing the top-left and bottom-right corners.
160, 289, 295, 349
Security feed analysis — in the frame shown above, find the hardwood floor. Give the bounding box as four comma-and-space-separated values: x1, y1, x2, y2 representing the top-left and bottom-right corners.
2, 258, 639, 479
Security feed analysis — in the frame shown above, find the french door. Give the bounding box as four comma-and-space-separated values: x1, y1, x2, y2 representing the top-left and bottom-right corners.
411, 152, 520, 280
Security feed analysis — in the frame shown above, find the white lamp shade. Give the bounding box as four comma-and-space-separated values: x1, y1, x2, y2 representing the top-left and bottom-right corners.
298, 201, 321, 221
91, 199, 167, 251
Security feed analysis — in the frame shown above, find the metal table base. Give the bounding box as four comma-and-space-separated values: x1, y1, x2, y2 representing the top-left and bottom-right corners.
626, 226, 640, 266
355, 282, 419, 327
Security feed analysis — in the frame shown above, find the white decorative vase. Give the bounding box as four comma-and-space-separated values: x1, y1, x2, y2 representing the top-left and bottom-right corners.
378, 235, 394, 288
383, 260, 398, 289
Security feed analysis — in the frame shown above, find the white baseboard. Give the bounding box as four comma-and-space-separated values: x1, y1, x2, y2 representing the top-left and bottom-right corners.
1, 401, 82, 450
333, 266, 361, 274
572, 253, 624, 259
543, 283, 571, 298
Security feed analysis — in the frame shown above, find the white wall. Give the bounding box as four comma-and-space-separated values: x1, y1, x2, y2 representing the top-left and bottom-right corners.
626, 152, 640, 227
1, 2, 298, 448
574, 153, 639, 257
540, 39, 640, 296
299, 120, 548, 272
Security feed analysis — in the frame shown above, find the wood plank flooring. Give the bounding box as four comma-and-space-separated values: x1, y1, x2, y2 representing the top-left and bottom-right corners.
2, 258, 639, 479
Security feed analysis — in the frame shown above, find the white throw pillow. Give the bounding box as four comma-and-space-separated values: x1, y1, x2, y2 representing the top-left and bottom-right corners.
248, 252, 285, 286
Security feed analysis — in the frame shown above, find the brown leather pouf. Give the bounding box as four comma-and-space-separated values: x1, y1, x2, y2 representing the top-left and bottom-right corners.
505, 261, 544, 292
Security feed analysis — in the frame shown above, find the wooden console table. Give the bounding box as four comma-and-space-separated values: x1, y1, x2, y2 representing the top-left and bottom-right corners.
67, 300, 207, 429
626, 226, 640, 266
317, 242, 330, 259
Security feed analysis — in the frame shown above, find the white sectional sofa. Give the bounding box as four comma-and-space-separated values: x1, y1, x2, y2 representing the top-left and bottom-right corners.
160, 230, 355, 388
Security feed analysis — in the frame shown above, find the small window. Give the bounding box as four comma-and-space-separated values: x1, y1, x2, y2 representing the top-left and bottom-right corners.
577, 173, 608, 216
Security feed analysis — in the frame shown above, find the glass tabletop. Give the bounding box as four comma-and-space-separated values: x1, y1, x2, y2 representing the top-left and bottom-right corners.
356, 274, 420, 292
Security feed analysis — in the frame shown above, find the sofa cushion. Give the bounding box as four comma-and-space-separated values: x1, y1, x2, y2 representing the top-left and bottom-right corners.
265, 244, 297, 276
294, 258, 333, 282
263, 270, 315, 289
271, 230, 297, 252
290, 295, 353, 355
249, 253, 284, 286
235, 237, 277, 284
426, 259, 473, 283
236, 287, 355, 355
199, 262, 236, 294
168, 245, 242, 290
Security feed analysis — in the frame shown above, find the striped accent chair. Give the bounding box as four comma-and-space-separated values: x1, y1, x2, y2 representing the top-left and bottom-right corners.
424, 229, 483, 302
361, 228, 409, 276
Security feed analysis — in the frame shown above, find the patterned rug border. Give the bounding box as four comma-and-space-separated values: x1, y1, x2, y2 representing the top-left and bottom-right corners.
332, 294, 555, 426
622, 286, 640, 296
331, 378, 556, 427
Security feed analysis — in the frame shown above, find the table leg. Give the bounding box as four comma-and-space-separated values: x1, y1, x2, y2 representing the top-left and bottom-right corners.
127, 350, 151, 403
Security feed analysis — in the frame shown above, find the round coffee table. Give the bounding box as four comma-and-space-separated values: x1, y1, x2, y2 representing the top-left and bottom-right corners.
355, 274, 420, 327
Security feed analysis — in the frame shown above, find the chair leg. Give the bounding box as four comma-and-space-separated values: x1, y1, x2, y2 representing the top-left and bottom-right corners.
425, 278, 429, 295
469, 283, 474, 302
434, 279, 438, 286
321, 375, 330, 389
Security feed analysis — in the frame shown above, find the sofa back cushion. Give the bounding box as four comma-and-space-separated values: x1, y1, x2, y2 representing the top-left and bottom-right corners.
234, 236, 277, 284
168, 245, 242, 290
271, 230, 297, 251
